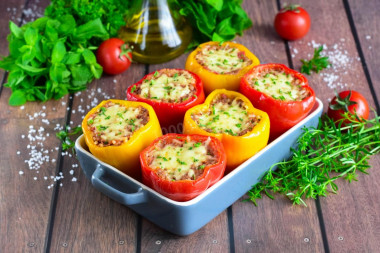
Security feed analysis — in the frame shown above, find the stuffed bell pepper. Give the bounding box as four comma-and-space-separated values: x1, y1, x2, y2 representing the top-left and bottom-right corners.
183, 89, 270, 171
240, 63, 316, 140
82, 99, 162, 180
140, 134, 226, 201
127, 68, 205, 131
185, 41, 260, 94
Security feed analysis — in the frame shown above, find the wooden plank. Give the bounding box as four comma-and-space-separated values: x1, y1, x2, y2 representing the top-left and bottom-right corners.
48, 65, 146, 252
289, 0, 380, 252
0, 0, 65, 252
139, 54, 231, 251
0, 0, 45, 78
347, 0, 380, 108
231, 1, 325, 252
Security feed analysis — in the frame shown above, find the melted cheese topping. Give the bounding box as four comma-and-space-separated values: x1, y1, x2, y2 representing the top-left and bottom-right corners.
149, 137, 215, 181
87, 102, 148, 146
195, 44, 252, 74
133, 69, 196, 103
192, 95, 260, 136
247, 69, 309, 101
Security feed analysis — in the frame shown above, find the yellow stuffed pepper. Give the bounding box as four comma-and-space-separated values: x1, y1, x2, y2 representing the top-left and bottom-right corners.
185, 41, 260, 94
82, 99, 162, 180
183, 89, 270, 172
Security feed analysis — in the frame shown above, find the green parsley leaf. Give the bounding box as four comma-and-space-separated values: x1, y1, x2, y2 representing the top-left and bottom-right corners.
300, 46, 331, 75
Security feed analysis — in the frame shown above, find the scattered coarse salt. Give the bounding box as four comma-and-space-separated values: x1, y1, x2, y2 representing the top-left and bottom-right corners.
366, 35, 371, 40
16, 79, 114, 190
303, 39, 358, 90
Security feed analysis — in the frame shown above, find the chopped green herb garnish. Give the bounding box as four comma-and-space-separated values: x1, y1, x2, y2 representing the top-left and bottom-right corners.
300, 46, 331, 75
194, 142, 202, 148
177, 158, 187, 165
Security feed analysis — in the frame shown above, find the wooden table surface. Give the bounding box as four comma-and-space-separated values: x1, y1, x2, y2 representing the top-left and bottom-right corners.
1, 0, 380, 252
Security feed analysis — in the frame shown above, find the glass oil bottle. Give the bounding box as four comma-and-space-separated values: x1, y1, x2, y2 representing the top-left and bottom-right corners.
118, 0, 192, 64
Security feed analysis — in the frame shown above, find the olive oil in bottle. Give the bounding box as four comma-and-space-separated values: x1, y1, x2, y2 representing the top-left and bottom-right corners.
118, 0, 192, 64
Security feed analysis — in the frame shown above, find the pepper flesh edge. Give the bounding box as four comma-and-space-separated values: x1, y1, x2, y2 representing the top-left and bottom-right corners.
240, 63, 316, 141
185, 41, 260, 95
126, 69, 205, 130
82, 99, 162, 180
183, 89, 270, 172
140, 133, 227, 202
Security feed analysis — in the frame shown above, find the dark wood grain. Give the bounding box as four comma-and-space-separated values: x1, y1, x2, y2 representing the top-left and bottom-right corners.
0, 0, 64, 252
289, 0, 380, 252
348, 0, 380, 110
48, 65, 146, 252
230, 1, 325, 252
139, 53, 231, 252
1, 0, 380, 252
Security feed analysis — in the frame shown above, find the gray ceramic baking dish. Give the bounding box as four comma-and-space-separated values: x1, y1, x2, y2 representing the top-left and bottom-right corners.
75, 98, 323, 236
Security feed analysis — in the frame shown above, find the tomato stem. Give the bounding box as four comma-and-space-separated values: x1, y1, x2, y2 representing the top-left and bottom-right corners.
119, 43, 132, 62
281, 4, 301, 13
329, 90, 357, 112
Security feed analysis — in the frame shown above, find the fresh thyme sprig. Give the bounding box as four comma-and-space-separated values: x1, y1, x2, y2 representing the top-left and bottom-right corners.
245, 112, 380, 206
300, 46, 331, 75
56, 126, 83, 153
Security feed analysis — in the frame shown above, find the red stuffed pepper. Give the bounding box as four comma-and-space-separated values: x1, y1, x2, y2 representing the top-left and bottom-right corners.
240, 63, 316, 140
127, 68, 205, 132
140, 134, 226, 202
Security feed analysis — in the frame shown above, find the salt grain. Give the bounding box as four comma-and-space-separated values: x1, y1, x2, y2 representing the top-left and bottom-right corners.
304, 39, 357, 90
19, 171, 24, 175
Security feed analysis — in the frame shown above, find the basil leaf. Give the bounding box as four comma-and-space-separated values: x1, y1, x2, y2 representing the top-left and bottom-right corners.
58, 15, 76, 35
9, 21, 23, 39
51, 41, 66, 63
63, 52, 81, 65
82, 49, 97, 65
16, 63, 47, 75
70, 64, 93, 86
205, 0, 223, 11
9, 90, 27, 106
73, 18, 108, 42
24, 27, 38, 46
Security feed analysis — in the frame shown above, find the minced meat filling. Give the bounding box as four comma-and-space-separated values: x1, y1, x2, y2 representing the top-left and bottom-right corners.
131, 69, 197, 103
87, 101, 149, 147
247, 68, 310, 101
148, 137, 217, 181
195, 44, 252, 74
191, 94, 261, 136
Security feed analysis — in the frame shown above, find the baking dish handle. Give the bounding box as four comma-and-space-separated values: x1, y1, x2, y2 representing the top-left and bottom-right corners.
91, 165, 147, 206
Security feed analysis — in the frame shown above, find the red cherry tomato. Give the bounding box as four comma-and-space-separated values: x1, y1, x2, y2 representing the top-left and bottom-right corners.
274, 4, 311, 40
96, 38, 132, 75
327, 90, 370, 125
